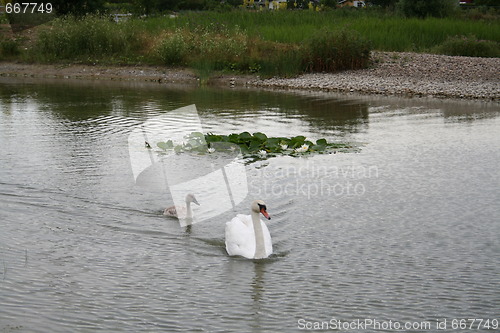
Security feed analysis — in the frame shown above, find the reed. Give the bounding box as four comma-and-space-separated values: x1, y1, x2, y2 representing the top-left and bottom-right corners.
431, 35, 500, 58
27, 10, 499, 76
34, 15, 143, 62
302, 29, 371, 72
165, 10, 499, 49
0, 38, 21, 59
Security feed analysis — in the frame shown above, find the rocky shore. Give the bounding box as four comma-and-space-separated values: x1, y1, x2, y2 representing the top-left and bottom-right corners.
248, 52, 500, 101
1, 51, 499, 101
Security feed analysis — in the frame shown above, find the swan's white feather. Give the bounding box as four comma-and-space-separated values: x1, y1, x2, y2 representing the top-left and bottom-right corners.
225, 214, 272, 259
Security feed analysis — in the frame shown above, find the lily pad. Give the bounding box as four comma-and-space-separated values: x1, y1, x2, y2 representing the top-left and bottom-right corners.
253, 132, 268, 142
316, 138, 327, 146
157, 140, 174, 150
154, 131, 358, 162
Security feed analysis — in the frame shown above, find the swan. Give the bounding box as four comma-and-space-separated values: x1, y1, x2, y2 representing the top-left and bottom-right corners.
225, 200, 272, 259
163, 193, 199, 219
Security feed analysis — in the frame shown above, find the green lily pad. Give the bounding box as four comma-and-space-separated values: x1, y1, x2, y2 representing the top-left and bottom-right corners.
153, 131, 358, 162
316, 138, 327, 146
253, 132, 268, 142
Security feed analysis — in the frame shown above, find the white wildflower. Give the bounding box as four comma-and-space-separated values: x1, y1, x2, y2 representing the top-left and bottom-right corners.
280, 144, 288, 150
258, 150, 267, 157
207, 147, 215, 153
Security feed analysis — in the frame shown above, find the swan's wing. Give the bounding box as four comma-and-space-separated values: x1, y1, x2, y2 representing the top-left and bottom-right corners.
225, 215, 255, 259
163, 206, 187, 218
163, 205, 177, 217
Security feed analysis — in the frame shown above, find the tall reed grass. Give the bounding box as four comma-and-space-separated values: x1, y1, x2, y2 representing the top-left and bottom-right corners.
28, 10, 499, 77
163, 10, 499, 48
0, 39, 20, 59
302, 29, 371, 72
431, 35, 500, 58
34, 15, 143, 62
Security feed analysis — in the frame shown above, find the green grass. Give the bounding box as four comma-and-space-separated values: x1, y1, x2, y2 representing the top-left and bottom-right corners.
33, 15, 145, 63
164, 10, 499, 49
8, 9, 500, 77
0, 38, 21, 59
431, 34, 500, 57
302, 29, 371, 72
126, 10, 499, 56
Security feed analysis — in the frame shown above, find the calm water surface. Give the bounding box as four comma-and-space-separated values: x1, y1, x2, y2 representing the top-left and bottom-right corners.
1, 78, 499, 332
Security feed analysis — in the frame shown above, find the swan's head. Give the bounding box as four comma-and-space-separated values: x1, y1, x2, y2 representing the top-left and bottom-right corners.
186, 193, 200, 206
252, 200, 271, 220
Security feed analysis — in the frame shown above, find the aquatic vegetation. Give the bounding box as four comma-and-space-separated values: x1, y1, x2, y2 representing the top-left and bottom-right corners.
294, 144, 310, 153
155, 131, 357, 162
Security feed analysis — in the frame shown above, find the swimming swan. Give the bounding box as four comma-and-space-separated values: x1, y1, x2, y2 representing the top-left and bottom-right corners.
163, 194, 199, 219
225, 200, 272, 259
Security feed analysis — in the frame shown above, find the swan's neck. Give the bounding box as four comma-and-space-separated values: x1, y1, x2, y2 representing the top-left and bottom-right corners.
252, 210, 266, 259
186, 200, 192, 218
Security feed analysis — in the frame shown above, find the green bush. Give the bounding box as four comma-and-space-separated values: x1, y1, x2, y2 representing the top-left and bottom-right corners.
35, 15, 140, 61
191, 25, 248, 65
397, 0, 457, 18
155, 32, 188, 66
0, 39, 21, 58
155, 25, 248, 69
257, 48, 304, 78
432, 35, 500, 57
302, 29, 372, 72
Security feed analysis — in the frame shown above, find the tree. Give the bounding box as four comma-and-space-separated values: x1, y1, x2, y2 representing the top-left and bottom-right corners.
320, 0, 338, 9
51, 0, 106, 16
474, 0, 500, 6
132, 0, 224, 13
368, 0, 398, 8
397, 0, 457, 18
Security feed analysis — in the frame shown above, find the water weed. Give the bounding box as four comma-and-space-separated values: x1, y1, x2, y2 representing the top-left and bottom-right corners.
156, 131, 356, 163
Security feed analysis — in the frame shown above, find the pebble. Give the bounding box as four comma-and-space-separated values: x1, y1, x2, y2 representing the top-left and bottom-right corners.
248, 52, 500, 101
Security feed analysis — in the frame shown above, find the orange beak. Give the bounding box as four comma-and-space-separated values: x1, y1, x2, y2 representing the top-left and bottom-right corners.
260, 208, 271, 220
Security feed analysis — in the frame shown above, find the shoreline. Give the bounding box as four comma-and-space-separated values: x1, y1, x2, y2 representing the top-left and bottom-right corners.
1, 52, 499, 102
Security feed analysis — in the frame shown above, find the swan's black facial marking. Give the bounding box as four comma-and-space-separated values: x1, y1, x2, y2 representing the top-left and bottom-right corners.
258, 203, 271, 220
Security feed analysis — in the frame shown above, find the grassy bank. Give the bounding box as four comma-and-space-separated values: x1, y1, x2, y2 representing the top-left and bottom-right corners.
1, 9, 499, 77
161, 10, 500, 50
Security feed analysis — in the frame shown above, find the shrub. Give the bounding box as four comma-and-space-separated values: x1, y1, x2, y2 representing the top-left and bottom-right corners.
155, 32, 188, 65
432, 35, 500, 57
35, 15, 139, 61
302, 29, 372, 72
51, 0, 106, 16
397, 0, 457, 18
191, 27, 248, 66
155, 25, 248, 69
0, 39, 20, 58
257, 48, 304, 78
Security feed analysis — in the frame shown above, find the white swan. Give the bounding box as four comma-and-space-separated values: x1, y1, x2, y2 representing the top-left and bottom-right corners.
163, 193, 199, 219
225, 200, 272, 259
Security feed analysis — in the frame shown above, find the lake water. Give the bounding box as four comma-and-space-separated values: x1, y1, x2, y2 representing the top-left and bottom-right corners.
1, 78, 499, 332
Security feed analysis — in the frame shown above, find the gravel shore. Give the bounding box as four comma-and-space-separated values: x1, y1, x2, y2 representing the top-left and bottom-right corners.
248, 52, 500, 101
1, 52, 499, 101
